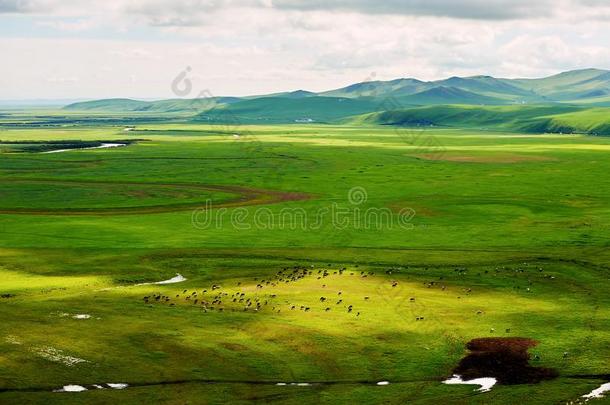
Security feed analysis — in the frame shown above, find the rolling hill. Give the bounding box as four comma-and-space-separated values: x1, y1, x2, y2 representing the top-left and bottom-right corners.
354, 104, 610, 135
510, 68, 610, 102
64, 97, 242, 112
195, 96, 379, 124
395, 86, 507, 105
321, 78, 428, 98
62, 69, 610, 125
323, 68, 610, 105
64, 98, 152, 111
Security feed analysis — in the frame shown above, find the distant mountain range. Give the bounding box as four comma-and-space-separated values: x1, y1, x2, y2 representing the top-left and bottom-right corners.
64, 69, 610, 128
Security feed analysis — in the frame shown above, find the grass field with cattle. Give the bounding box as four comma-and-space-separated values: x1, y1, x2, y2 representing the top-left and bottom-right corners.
0, 113, 608, 404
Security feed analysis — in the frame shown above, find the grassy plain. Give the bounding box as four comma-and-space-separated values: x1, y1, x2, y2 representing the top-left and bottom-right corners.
0, 114, 608, 404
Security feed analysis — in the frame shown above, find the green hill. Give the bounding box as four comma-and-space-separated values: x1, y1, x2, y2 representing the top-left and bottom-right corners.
323, 69, 610, 105
354, 104, 610, 135
64, 98, 152, 111
511, 69, 610, 100
396, 86, 507, 105
196, 96, 379, 123
431, 76, 541, 102
265, 90, 317, 99
321, 78, 427, 98
64, 69, 610, 114
64, 97, 242, 112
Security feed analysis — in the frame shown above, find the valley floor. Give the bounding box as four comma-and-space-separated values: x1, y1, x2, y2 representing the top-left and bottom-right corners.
0, 118, 608, 404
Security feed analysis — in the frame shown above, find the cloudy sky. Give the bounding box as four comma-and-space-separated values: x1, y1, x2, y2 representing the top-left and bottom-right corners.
2, 0, 610, 100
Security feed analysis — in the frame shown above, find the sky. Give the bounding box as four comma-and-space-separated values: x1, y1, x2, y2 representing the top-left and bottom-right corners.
1, 0, 610, 100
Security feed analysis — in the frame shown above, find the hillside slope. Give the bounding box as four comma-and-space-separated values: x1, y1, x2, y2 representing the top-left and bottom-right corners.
324, 68, 610, 105
396, 86, 507, 105
64, 97, 241, 112
355, 104, 610, 135
64, 98, 152, 111
196, 96, 378, 123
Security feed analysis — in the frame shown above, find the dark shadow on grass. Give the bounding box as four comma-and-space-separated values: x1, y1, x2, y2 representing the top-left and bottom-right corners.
453, 337, 558, 385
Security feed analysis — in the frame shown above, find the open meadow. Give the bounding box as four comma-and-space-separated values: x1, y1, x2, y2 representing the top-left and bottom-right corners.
0, 112, 608, 404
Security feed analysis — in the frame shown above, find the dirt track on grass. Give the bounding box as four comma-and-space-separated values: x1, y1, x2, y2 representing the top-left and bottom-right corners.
0, 179, 311, 216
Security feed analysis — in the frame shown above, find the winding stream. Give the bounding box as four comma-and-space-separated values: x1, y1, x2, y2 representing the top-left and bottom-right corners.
42, 143, 127, 154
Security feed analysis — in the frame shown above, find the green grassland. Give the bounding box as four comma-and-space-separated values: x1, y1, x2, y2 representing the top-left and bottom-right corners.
0, 113, 609, 404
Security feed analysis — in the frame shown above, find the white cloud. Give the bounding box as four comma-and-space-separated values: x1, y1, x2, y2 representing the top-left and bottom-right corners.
36, 17, 97, 31
1, 0, 610, 98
